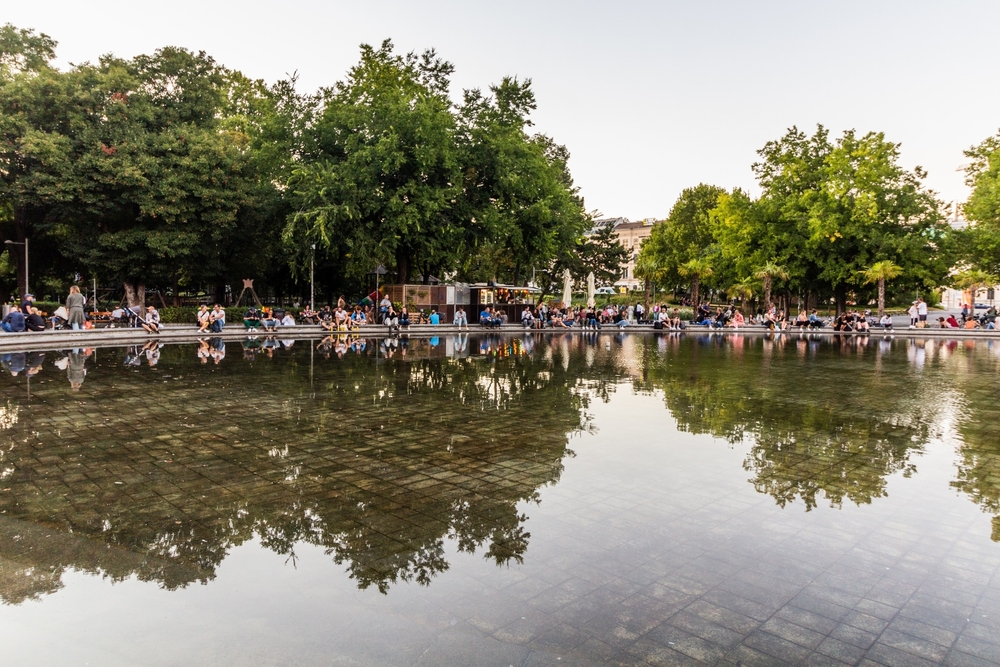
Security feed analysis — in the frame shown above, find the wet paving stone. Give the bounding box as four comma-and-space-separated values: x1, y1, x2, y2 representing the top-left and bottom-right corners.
0, 333, 998, 665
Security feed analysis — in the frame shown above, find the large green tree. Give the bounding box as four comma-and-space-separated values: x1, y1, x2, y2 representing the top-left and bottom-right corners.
637, 184, 725, 299
0, 24, 66, 300
715, 126, 950, 314
287, 40, 462, 286
454, 82, 592, 287
0, 27, 291, 307
48, 49, 277, 307
962, 132, 1000, 275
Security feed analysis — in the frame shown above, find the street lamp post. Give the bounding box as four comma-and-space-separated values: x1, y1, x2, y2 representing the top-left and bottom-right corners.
310, 244, 316, 311
4, 238, 28, 297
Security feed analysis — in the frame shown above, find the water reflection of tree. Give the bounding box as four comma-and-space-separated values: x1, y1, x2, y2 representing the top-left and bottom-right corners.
633, 334, 935, 510
949, 361, 1000, 542
0, 335, 627, 602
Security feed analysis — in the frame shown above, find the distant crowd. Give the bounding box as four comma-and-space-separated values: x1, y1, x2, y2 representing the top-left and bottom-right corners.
3, 288, 998, 337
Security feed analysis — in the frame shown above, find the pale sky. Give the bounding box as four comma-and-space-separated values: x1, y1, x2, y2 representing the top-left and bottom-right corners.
7, 0, 999, 220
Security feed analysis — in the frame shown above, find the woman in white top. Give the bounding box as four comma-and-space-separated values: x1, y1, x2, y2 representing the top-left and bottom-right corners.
281, 313, 295, 326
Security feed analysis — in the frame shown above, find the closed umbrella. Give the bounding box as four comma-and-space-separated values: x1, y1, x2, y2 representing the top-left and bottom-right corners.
561, 269, 573, 307
587, 272, 596, 308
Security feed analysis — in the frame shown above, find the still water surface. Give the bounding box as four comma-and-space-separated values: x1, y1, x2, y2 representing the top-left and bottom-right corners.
0, 333, 998, 666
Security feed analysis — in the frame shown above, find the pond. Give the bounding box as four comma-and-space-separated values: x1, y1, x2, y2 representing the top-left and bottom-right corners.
0, 333, 998, 666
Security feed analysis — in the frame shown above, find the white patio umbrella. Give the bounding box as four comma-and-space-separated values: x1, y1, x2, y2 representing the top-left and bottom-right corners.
561, 269, 573, 307
587, 271, 596, 308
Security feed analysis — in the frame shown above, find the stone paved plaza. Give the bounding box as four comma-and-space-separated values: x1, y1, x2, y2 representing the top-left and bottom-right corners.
0, 333, 999, 666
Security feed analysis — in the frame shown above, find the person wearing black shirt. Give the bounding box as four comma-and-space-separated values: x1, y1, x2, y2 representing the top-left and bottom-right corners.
25, 306, 45, 332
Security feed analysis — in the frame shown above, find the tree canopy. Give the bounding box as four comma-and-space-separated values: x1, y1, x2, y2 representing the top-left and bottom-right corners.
0, 27, 611, 306
638, 126, 952, 313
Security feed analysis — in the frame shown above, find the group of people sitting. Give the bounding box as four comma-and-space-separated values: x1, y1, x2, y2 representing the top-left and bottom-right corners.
950, 304, 999, 329
1, 303, 47, 333
517, 303, 636, 329
238, 306, 295, 333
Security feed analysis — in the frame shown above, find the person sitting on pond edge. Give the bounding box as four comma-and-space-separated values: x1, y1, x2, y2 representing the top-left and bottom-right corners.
25, 306, 45, 332
197, 305, 211, 333
1, 305, 25, 333
454, 306, 468, 330
142, 305, 161, 334
243, 306, 262, 332
210, 304, 226, 333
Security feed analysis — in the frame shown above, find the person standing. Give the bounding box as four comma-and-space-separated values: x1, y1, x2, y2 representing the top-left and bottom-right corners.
907, 301, 918, 329
917, 298, 928, 328
66, 286, 86, 330
379, 294, 392, 324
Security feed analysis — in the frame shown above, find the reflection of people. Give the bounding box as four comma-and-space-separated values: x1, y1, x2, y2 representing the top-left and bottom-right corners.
197, 338, 211, 363
25, 351, 44, 376
142, 340, 162, 366
66, 286, 86, 330
1, 352, 26, 375
209, 338, 226, 364
67, 348, 89, 390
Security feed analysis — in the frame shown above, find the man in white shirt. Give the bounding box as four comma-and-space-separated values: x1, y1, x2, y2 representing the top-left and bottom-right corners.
210, 304, 226, 333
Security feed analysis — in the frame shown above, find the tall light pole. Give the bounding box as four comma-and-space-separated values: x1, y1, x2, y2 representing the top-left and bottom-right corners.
4, 238, 28, 297
310, 244, 316, 311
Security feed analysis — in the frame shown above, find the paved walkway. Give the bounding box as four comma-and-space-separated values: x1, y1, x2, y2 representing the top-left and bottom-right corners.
0, 313, 995, 353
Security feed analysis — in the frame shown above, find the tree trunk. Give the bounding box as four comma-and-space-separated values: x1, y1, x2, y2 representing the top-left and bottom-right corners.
172, 273, 181, 306
124, 281, 146, 309
877, 279, 885, 318
835, 285, 847, 316
396, 250, 411, 285
644, 278, 651, 318
213, 283, 227, 305
691, 275, 700, 309
763, 276, 771, 309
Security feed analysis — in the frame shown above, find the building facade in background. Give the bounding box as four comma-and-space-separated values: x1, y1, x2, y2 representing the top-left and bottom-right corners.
596, 217, 657, 290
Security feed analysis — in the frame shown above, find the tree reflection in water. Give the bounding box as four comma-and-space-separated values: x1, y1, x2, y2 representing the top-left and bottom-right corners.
633, 333, 941, 510
0, 334, 626, 602
2, 332, 1000, 606
947, 339, 1000, 542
